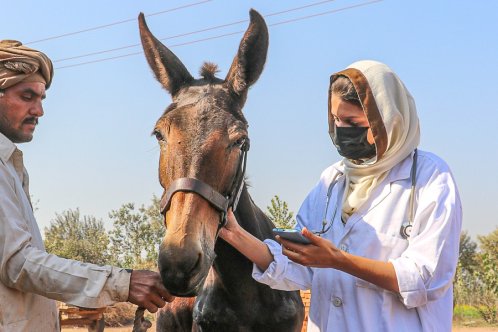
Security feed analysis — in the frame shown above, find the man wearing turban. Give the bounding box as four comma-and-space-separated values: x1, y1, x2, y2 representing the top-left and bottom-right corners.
0, 40, 173, 331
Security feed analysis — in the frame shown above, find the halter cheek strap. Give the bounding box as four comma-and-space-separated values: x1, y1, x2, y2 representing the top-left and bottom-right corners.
159, 139, 249, 232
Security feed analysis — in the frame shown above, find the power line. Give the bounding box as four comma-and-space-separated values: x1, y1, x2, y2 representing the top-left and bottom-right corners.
53, 20, 247, 63
57, 31, 245, 69
56, 0, 381, 69
54, 0, 340, 63
270, 0, 381, 27
56, 0, 382, 70
25, 0, 213, 45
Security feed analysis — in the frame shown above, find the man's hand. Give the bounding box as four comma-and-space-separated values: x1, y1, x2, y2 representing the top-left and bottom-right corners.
127, 270, 175, 313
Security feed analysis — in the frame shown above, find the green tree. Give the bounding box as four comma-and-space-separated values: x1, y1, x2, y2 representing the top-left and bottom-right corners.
478, 227, 498, 262
266, 195, 296, 229
473, 253, 498, 323
108, 196, 165, 270
473, 228, 498, 323
454, 231, 479, 306
44, 209, 110, 265
453, 229, 498, 323
459, 231, 479, 274
477, 228, 498, 297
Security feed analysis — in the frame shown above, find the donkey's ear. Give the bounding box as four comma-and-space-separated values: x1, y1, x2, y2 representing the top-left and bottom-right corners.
225, 9, 269, 95
138, 13, 193, 96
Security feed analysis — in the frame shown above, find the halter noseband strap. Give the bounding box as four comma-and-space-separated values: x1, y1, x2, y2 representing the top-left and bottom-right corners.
159, 139, 249, 231
160, 178, 229, 215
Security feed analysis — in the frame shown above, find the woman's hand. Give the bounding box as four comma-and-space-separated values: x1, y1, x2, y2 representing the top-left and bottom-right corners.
280, 228, 400, 292
218, 209, 274, 271
218, 209, 240, 243
278, 227, 343, 268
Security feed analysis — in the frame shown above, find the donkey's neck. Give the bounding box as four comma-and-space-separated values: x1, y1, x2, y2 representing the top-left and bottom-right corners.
198, 185, 304, 330
213, 185, 275, 286
234, 185, 274, 239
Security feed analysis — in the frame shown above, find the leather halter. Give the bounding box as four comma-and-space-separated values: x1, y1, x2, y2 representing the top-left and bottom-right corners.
159, 139, 250, 231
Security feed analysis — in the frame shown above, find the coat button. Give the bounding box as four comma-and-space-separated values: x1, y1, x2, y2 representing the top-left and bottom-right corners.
332, 296, 343, 307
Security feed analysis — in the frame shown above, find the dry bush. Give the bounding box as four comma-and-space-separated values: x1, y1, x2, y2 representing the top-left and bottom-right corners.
104, 303, 156, 328
104, 303, 136, 327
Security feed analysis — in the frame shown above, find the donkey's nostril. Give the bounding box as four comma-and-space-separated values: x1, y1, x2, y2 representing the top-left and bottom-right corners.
157, 246, 209, 296
189, 252, 202, 275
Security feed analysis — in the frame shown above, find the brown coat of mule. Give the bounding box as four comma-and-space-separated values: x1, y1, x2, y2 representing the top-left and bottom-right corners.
138, 9, 304, 332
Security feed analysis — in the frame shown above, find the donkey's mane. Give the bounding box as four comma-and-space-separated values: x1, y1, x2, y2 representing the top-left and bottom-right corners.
199, 62, 220, 82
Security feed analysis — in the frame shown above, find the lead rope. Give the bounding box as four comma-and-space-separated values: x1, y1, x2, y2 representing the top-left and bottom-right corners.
132, 307, 152, 332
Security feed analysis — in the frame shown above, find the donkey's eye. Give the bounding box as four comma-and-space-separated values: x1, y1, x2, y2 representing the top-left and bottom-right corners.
233, 137, 249, 151
235, 137, 246, 146
153, 130, 165, 142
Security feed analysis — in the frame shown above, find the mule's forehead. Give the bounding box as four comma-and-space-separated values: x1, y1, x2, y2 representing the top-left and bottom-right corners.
159, 83, 247, 130
173, 84, 227, 109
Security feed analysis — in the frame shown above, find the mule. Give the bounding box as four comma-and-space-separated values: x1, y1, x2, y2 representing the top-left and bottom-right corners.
139, 10, 304, 331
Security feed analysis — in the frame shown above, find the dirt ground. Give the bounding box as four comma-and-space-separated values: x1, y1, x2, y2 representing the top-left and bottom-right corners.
62, 327, 145, 332
61, 328, 128, 332
61, 322, 156, 332
61, 325, 498, 332
453, 328, 498, 332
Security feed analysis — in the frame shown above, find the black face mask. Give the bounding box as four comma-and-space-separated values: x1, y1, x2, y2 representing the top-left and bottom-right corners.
331, 126, 376, 160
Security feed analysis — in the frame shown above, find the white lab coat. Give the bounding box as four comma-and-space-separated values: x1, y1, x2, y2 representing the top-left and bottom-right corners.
253, 150, 462, 331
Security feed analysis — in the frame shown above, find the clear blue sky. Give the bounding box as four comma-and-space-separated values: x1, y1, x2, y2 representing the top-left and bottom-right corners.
3, 0, 497, 239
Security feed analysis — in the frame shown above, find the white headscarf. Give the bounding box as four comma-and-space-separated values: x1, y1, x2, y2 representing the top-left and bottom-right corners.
328, 60, 420, 220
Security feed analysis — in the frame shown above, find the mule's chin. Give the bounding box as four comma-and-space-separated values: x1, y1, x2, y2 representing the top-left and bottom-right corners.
158, 230, 217, 297
167, 280, 205, 297
162, 271, 208, 297
159, 255, 212, 297
172, 290, 198, 297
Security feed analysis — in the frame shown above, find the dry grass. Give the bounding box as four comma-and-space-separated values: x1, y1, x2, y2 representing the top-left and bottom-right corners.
62, 325, 157, 332
60, 301, 497, 332
61, 303, 157, 331
103, 303, 136, 327
453, 328, 498, 332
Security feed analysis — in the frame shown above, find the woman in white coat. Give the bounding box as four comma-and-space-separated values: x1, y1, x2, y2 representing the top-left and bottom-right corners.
220, 60, 462, 331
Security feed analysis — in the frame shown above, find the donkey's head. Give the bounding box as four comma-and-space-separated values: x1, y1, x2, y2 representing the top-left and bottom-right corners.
139, 10, 268, 296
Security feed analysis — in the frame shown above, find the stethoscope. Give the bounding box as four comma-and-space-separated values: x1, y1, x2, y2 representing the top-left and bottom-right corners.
400, 149, 418, 239
317, 149, 418, 239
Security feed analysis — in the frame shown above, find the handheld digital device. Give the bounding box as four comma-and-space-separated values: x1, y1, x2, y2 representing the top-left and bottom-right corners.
272, 228, 312, 244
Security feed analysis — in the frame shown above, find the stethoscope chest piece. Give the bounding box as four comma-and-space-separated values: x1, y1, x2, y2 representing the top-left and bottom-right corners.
400, 222, 412, 239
